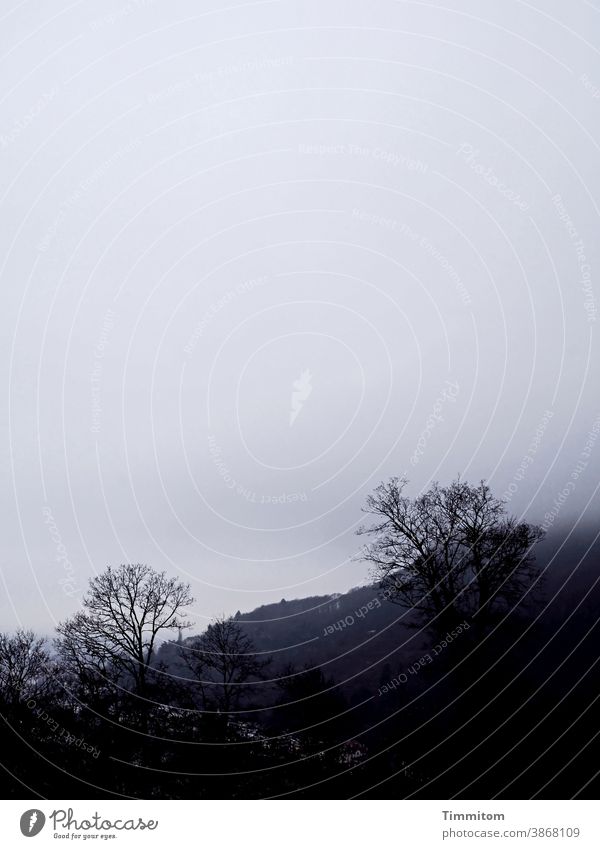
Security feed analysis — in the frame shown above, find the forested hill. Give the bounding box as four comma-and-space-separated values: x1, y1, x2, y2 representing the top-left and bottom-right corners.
159, 584, 431, 699
157, 526, 600, 701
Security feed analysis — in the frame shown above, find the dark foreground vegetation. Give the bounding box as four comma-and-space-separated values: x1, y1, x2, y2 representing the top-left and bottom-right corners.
2, 479, 599, 799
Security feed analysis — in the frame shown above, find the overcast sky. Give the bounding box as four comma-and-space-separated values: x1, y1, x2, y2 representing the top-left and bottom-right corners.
1, 0, 599, 634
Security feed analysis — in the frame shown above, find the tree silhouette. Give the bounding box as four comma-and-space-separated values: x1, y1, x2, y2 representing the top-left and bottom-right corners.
56, 563, 194, 700
0, 630, 52, 708
181, 616, 268, 714
358, 477, 543, 633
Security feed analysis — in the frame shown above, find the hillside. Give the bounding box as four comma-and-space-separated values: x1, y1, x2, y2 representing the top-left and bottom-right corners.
158, 526, 600, 703
159, 583, 433, 700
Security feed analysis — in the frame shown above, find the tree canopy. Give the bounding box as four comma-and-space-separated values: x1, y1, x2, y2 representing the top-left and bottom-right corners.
358, 477, 543, 632
56, 563, 194, 699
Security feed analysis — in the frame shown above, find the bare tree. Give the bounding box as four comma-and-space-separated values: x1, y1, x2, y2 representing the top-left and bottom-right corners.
56, 564, 194, 699
0, 630, 52, 707
181, 617, 268, 714
358, 477, 543, 632
54, 616, 121, 710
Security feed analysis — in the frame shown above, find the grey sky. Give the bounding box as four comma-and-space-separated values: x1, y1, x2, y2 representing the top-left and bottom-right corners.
1, 0, 599, 634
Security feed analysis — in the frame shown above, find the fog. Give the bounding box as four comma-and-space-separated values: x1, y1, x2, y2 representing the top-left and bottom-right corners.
1, 0, 599, 633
